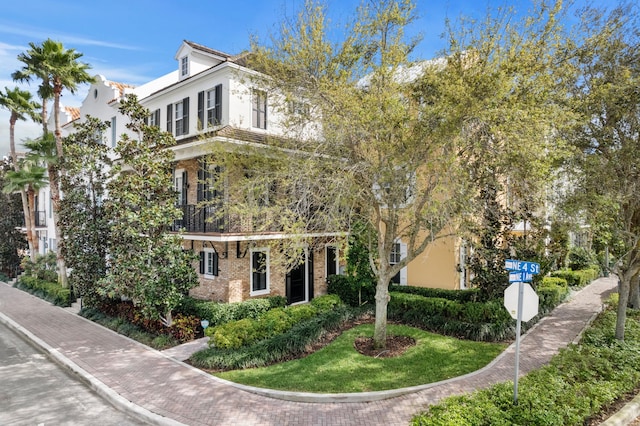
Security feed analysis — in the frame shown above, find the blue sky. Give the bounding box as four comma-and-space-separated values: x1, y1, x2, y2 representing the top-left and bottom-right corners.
0, 0, 614, 155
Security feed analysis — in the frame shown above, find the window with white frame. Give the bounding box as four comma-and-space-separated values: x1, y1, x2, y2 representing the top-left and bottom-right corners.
180, 56, 189, 77
252, 89, 267, 129
389, 241, 407, 285
149, 108, 160, 128
174, 168, 187, 205
250, 248, 269, 295
199, 248, 219, 277
167, 98, 189, 136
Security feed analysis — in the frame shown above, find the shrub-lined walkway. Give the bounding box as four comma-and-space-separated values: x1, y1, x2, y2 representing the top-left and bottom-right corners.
0, 276, 616, 426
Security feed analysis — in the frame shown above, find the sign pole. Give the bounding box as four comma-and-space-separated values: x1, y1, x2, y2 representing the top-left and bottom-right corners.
513, 280, 524, 405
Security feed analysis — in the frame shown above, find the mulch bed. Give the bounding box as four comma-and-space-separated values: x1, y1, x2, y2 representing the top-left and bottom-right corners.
354, 335, 416, 358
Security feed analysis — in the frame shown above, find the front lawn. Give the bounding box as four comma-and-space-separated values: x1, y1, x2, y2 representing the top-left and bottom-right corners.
215, 324, 506, 393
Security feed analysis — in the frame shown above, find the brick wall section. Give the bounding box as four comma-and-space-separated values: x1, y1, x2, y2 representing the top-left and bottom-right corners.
177, 158, 332, 303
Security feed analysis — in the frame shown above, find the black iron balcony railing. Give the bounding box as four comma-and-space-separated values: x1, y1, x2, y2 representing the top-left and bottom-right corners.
172, 204, 283, 234
35, 211, 46, 227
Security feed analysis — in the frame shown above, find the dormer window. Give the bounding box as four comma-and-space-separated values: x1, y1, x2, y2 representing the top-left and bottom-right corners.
180, 56, 189, 77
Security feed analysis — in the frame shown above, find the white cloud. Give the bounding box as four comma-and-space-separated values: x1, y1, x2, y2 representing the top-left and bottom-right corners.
0, 24, 140, 51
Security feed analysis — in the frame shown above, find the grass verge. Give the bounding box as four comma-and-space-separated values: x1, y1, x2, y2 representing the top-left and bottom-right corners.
215, 324, 506, 393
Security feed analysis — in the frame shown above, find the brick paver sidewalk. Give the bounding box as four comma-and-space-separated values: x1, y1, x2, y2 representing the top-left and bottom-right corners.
0, 276, 617, 426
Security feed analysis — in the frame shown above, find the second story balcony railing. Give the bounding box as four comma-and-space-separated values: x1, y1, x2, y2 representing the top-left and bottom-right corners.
172, 204, 282, 234
35, 211, 46, 227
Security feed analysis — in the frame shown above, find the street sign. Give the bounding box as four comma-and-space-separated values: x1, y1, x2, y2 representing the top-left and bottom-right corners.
504, 282, 539, 322
505, 259, 540, 274
508, 271, 534, 283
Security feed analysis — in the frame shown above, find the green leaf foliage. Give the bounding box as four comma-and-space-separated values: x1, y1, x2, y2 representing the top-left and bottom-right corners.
99, 95, 198, 326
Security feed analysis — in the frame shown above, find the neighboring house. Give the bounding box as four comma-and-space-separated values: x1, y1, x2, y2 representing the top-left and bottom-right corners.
57, 41, 344, 304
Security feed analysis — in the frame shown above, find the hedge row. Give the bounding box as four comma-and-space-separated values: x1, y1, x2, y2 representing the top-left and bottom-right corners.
389, 284, 482, 303
388, 292, 515, 342
412, 307, 640, 426
15, 275, 71, 307
537, 276, 570, 314
206, 295, 343, 349
177, 295, 287, 327
550, 267, 599, 288
190, 304, 359, 371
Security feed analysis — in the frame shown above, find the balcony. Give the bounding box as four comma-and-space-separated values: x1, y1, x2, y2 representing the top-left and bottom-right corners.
172, 204, 326, 235
35, 211, 46, 227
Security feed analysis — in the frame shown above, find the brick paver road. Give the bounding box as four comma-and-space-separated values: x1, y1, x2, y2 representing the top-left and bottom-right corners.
0, 276, 617, 426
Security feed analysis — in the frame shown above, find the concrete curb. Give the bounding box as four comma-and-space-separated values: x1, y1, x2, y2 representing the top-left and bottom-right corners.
601, 393, 640, 425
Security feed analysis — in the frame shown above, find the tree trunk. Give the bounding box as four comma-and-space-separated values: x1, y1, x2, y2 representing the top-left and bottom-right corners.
373, 274, 390, 349
8, 116, 35, 260
27, 189, 39, 258
629, 274, 640, 309
48, 165, 68, 287
616, 273, 631, 340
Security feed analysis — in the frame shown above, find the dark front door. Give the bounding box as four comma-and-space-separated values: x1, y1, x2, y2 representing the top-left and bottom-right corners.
286, 259, 306, 304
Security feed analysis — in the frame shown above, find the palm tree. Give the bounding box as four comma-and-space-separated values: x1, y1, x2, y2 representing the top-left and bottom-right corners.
0, 87, 41, 259
13, 39, 93, 287
3, 158, 48, 259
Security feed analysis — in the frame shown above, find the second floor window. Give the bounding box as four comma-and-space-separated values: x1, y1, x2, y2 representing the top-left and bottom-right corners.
252, 89, 267, 129
197, 85, 222, 129
167, 98, 189, 136
149, 109, 160, 128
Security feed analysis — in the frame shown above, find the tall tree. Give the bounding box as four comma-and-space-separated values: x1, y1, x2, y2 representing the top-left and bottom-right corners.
2, 156, 48, 257
99, 95, 197, 326
0, 159, 27, 277
0, 87, 41, 259
13, 39, 93, 287
59, 117, 111, 306
220, 0, 571, 347
565, 4, 640, 341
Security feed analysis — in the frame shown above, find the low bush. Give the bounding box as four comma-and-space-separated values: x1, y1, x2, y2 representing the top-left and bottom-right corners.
388, 292, 514, 342
95, 299, 199, 343
190, 306, 359, 370
310, 294, 343, 312
79, 307, 180, 350
411, 308, 640, 426
389, 285, 482, 303
327, 275, 375, 307
207, 303, 322, 349
177, 295, 287, 327
537, 277, 570, 313
15, 275, 71, 307
551, 267, 599, 288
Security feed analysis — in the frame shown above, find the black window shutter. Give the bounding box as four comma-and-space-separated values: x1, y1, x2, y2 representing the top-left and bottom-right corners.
213, 252, 219, 276
167, 104, 173, 133
199, 251, 205, 274
154, 109, 160, 127
197, 161, 204, 202
197, 91, 204, 130
214, 84, 222, 125
182, 171, 188, 205
144, 115, 149, 125
182, 97, 189, 135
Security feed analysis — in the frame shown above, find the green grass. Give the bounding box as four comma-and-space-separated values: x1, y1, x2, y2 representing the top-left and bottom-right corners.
215, 324, 506, 393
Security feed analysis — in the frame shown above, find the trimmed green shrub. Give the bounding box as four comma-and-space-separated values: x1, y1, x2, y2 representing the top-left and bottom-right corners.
310, 294, 344, 312
537, 280, 569, 313
207, 304, 321, 349
177, 296, 286, 327
390, 284, 482, 303
327, 275, 375, 307
551, 267, 599, 288
190, 306, 358, 370
388, 292, 513, 342
15, 275, 71, 307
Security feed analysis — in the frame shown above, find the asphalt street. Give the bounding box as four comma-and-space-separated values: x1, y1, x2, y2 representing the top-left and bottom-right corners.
0, 320, 147, 426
